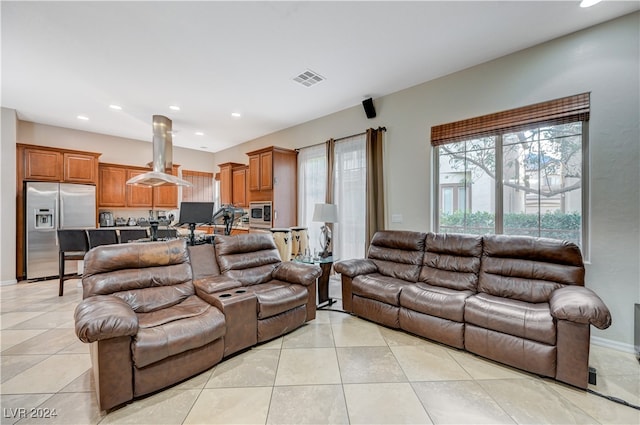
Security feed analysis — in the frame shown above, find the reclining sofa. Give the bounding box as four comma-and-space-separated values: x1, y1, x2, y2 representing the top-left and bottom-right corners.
334, 230, 611, 389
74, 233, 321, 411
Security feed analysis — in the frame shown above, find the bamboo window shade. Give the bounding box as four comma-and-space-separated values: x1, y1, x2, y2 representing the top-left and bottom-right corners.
431, 93, 590, 147
182, 170, 214, 202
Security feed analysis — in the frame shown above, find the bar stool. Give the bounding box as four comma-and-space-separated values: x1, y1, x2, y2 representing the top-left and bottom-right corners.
57, 229, 88, 296
86, 229, 119, 249
119, 229, 148, 243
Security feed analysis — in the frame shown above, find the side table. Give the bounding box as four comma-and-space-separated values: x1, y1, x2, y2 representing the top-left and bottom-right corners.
294, 256, 336, 308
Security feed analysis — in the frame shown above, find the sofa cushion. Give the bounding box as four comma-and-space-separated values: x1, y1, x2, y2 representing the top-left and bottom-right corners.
478, 235, 585, 303
132, 295, 225, 368
420, 232, 482, 291
215, 234, 281, 285
465, 293, 556, 345
244, 281, 308, 319
367, 231, 426, 282
400, 282, 473, 323
352, 273, 412, 306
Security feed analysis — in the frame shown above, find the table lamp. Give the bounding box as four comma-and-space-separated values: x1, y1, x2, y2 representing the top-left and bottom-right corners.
312, 203, 338, 258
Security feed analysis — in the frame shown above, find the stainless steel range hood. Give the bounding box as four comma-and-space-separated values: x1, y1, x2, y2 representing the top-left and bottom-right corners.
126, 115, 192, 187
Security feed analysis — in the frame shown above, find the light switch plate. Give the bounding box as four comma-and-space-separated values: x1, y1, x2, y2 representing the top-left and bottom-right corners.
391, 214, 403, 223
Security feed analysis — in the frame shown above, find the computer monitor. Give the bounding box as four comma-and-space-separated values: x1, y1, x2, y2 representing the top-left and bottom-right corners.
178, 202, 215, 225
178, 202, 215, 245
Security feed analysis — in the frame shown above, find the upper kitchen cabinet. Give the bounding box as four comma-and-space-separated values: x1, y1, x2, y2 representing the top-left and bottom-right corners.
64, 152, 99, 183
98, 164, 127, 207
246, 146, 297, 228
18, 144, 100, 184
218, 162, 247, 207
126, 169, 153, 208
153, 165, 180, 209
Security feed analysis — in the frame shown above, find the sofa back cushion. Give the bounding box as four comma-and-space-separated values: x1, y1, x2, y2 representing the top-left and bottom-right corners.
367, 231, 426, 282
214, 233, 281, 286
82, 239, 194, 313
420, 232, 482, 291
479, 235, 585, 303
188, 244, 220, 279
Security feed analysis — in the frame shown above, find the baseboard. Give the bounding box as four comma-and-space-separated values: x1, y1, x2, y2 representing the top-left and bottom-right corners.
591, 335, 635, 354
0, 279, 17, 286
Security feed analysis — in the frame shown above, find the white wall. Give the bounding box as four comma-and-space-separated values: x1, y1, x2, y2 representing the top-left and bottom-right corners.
213, 13, 640, 349
1, 108, 18, 285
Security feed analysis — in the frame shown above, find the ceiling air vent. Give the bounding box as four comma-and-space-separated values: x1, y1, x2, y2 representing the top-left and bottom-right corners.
293, 69, 325, 87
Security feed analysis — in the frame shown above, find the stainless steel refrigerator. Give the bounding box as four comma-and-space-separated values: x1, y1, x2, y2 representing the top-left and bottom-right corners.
25, 182, 96, 279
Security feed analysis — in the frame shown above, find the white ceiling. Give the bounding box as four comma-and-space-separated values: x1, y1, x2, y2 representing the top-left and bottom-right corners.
2, 1, 638, 153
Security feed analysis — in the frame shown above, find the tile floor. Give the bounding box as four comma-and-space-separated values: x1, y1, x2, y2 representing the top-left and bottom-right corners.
1, 277, 639, 425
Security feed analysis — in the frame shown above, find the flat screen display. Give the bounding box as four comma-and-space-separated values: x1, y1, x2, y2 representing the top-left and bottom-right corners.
178, 202, 215, 225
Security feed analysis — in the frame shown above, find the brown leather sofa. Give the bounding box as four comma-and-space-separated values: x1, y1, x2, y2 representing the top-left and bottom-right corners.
74, 234, 321, 411
334, 230, 611, 389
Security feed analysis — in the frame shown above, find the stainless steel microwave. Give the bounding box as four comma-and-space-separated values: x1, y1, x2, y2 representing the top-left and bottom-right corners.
249, 201, 272, 228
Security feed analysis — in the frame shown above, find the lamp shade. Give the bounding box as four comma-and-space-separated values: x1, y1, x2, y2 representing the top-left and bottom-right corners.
312, 203, 338, 223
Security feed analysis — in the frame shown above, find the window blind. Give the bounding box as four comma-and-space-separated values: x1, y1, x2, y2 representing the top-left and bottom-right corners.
431, 93, 590, 147
182, 170, 214, 202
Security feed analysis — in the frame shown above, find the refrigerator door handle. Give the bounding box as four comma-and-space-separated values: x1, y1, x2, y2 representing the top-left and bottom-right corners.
55, 195, 60, 246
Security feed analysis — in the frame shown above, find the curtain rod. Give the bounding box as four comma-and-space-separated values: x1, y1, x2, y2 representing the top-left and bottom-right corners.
295, 127, 386, 152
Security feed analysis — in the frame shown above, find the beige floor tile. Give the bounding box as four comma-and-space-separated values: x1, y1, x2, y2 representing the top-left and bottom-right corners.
206, 348, 279, 388
282, 323, 334, 348
478, 378, 599, 424
100, 389, 199, 424
310, 310, 332, 324
0, 330, 47, 351
7, 311, 74, 330
172, 368, 214, 390
327, 310, 360, 325
275, 348, 341, 385
448, 350, 533, 380
1, 354, 91, 394
1, 329, 78, 356
267, 384, 349, 424
591, 373, 640, 406
391, 344, 473, 382
0, 394, 54, 425
0, 312, 45, 330
590, 344, 640, 377
15, 392, 102, 425
545, 380, 640, 425
336, 346, 407, 383
57, 339, 90, 355
58, 369, 94, 393
0, 355, 49, 384
379, 326, 433, 346
254, 336, 283, 350
412, 381, 516, 424
331, 322, 386, 347
343, 382, 433, 424
183, 387, 272, 425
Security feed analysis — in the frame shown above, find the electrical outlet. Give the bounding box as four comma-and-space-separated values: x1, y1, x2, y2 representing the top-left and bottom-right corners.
391, 214, 403, 223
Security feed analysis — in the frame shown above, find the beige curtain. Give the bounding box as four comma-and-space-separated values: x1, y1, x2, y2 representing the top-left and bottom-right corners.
324, 139, 335, 250
365, 127, 385, 247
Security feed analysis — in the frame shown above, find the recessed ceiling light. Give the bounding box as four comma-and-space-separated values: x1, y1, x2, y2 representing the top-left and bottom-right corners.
169, 105, 181, 111
109, 104, 122, 110
231, 112, 241, 118
580, 0, 602, 7
77, 115, 89, 121
195, 131, 204, 136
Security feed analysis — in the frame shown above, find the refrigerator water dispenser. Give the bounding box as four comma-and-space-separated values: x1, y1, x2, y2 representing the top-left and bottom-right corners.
35, 209, 54, 229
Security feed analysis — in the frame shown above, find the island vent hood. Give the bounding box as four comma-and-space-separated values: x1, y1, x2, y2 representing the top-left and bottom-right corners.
126, 115, 192, 187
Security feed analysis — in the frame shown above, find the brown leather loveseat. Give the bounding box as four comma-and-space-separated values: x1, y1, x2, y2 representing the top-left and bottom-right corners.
74, 234, 321, 411
334, 230, 611, 389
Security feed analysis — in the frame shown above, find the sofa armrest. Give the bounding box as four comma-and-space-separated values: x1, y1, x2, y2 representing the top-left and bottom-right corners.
194, 275, 242, 295
272, 262, 321, 286
550, 286, 612, 330
333, 259, 378, 278
74, 295, 138, 343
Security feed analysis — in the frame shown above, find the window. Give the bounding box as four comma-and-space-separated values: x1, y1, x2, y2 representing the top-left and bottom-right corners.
181, 170, 214, 203
432, 93, 589, 251
297, 144, 328, 254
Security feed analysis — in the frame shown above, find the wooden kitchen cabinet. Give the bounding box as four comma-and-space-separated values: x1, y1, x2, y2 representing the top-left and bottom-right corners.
98, 165, 127, 207
218, 162, 246, 206
23, 147, 63, 181
153, 165, 179, 209
232, 165, 248, 207
246, 146, 297, 228
64, 152, 98, 183
126, 169, 153, 208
